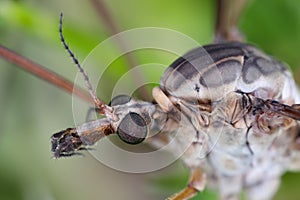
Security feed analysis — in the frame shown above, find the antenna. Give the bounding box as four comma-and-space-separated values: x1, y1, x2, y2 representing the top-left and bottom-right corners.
59, 13, 111, 115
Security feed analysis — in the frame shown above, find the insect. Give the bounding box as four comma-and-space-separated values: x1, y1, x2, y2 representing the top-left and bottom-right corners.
1, 1, 300, 200
50, 2, 300, 200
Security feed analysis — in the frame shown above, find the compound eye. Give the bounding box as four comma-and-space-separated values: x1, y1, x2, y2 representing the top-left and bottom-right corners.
109, 95, 131, 106
117, 112, 147, 144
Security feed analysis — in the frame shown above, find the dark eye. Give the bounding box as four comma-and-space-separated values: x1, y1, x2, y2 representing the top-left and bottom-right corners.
117, 112, 147, 144
109, 95, 131, 106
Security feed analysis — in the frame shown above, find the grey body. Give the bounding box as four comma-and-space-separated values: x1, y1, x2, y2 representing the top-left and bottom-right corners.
52, 42, 300, 200
151, 42, 300, 199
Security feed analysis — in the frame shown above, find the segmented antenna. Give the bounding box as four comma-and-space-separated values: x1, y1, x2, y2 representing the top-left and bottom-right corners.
59, 13, 110, 115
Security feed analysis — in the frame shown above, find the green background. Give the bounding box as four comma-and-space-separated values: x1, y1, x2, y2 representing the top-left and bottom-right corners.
0, 0, 300, 199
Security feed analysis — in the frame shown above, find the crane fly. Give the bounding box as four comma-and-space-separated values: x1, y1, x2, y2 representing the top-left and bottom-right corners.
1, 1, 300, 200
52, 9, 300, 200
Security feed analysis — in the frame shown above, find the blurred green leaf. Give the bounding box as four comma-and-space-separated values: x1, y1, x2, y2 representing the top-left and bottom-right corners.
1, 0, 300, 200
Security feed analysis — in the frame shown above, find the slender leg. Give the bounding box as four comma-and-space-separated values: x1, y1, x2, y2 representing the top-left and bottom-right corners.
167, 168, 206, 200
214, 0, 248, 43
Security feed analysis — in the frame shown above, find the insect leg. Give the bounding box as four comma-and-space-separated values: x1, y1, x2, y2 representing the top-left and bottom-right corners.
0, 45, 93, 104
260, 99, 300, 121
214, 0, 248, 42
167, 168, 206, 200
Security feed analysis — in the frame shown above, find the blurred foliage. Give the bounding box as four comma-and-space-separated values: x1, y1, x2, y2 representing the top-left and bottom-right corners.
0, 0, 300, 200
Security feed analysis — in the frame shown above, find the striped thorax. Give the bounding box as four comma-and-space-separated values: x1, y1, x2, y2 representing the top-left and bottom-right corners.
160, 42, 299, 103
